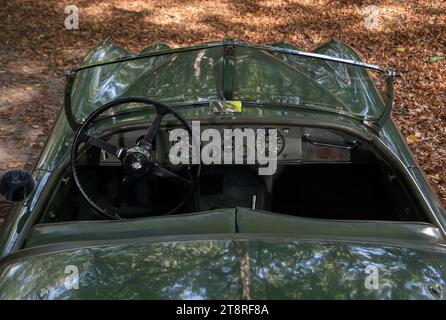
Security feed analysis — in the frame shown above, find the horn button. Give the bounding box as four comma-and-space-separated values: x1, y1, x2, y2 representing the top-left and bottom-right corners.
123, 146, 151, 177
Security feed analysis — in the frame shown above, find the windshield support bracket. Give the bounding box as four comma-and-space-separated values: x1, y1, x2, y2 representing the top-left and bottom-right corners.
368, 70, 400, 130
64, 69, 82, 131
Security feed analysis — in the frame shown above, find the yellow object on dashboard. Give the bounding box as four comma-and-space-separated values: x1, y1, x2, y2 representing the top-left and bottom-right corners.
211, 101, 242, 113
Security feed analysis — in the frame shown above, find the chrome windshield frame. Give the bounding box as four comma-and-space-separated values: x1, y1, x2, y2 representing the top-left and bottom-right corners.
64, 39, 399, 131
71, 39, 390, 74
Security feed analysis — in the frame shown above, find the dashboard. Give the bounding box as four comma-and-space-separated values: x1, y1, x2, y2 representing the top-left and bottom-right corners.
94, 125, 370, 166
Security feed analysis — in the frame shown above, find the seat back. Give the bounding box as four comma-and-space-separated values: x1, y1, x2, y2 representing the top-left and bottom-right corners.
26, 207, 444, 248
26, 208, 236, 248
237, 207, 444, 243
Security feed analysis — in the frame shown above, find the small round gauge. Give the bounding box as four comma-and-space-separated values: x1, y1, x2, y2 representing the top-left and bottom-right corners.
235, 143, 253, 159
170, 140, 194, 163
169, 130, 196, 163
223, 142, 233, 154
256, 128, 285, 157
203, 144, 221, 159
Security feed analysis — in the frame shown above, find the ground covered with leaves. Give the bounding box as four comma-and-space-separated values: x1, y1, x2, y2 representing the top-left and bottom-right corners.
0, 0, 445, 221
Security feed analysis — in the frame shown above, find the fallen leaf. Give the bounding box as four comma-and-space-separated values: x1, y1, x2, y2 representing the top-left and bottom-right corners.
406, 135, 418, 144
428, 53, 445, 63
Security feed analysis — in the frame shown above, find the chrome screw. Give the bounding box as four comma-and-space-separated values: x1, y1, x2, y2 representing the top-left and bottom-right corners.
36, 288, 49, 300
428, 284, 442, 299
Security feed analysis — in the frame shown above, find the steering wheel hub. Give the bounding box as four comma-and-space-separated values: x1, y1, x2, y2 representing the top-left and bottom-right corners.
123, 146, 151, 177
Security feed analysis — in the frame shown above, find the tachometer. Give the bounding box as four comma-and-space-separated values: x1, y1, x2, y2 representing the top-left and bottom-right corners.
256, 128, 285, 157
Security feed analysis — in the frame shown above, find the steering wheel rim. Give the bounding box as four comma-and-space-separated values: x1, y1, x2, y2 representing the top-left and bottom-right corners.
71, 97, 201, 219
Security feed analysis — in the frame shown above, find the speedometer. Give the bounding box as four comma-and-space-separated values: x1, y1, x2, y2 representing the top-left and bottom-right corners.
256, 128, 285, 157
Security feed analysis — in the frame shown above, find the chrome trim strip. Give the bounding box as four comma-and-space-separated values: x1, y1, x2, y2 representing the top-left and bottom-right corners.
71, 39, 390, 74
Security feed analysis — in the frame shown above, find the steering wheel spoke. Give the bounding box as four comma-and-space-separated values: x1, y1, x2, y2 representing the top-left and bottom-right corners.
151, 163, 193, 189
87, 136, 127, 160
139, 113, 164, 149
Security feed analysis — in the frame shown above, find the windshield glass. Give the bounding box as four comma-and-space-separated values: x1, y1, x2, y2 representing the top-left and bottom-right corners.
70, 41, 386, 122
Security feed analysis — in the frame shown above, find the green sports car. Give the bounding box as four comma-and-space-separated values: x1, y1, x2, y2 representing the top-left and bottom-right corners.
0, 39, 445, 299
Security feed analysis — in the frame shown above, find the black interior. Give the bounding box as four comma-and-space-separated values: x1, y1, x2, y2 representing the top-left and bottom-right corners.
47, 160, 425, 223
273, 163, 398, 220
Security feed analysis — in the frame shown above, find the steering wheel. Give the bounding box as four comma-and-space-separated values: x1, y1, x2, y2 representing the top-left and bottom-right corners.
71, 97, 201, 219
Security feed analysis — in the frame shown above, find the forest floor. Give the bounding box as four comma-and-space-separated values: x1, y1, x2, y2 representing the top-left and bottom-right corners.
0, 0, 445, 223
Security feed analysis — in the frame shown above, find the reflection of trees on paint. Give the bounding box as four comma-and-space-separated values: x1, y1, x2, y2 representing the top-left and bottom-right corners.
1, 240, 445, 299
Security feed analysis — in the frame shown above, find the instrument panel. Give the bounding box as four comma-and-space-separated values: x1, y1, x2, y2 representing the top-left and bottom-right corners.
97, 125, 367, 166
157, 125, 301, 164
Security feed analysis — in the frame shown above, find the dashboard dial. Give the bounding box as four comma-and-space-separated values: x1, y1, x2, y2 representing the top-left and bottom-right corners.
169, 130, 196, 163
256, 129, 285, 157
